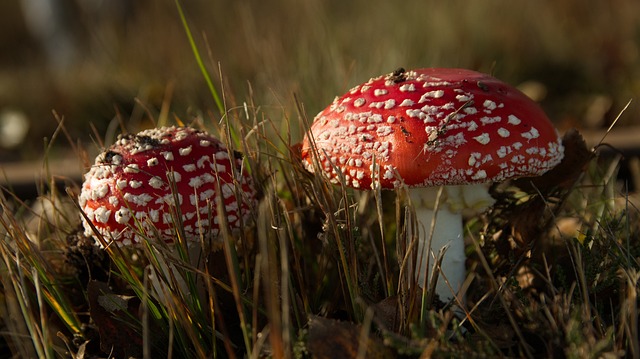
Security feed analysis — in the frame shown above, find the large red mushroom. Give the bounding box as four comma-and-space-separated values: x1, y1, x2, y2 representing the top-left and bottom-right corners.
79, 125, 256, 255
301, 68, 564, 303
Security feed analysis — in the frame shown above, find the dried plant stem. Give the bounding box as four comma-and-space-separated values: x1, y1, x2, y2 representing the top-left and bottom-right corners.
469, 233, 535, 359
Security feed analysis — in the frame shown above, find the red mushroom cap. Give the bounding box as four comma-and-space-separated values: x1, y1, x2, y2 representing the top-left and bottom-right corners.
79, 126, 256, 247
301, 68, 564, 189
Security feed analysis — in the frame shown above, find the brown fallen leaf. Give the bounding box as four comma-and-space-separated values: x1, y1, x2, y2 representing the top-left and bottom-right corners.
307, 315, 395, 359
87, 280, 144, 358
371, 295, 401, 332
486, 129, 594, 277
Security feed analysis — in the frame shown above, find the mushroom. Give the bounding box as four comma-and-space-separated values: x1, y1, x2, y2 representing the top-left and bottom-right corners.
79, 126, 256, 296
301, 68, 564, 302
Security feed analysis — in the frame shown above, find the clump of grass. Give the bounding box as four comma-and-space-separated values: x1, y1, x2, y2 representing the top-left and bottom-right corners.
1, 92, 639, 358
0, 187, 84, 357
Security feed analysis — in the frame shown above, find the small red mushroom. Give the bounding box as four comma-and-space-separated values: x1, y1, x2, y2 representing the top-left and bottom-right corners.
301, 68, 564, 302
79, 126, 256, 248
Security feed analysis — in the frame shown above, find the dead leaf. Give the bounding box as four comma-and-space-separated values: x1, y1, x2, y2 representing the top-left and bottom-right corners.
87, 281, 143, 358
306, 315, 395, 359
487, 129, 594, 275
371, 296, 400, 331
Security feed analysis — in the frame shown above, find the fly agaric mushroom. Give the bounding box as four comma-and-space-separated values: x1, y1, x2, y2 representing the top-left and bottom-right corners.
301, 68, 564, 302
79, 125, 256, 250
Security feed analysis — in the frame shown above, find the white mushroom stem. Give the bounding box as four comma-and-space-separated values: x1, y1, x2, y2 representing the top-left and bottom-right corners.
407, 184, 495, 303
410, 202, 465, 300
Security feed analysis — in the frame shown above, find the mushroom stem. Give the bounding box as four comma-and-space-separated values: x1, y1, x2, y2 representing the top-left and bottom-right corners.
408, 184, 494, 303
410, 195, 465, 302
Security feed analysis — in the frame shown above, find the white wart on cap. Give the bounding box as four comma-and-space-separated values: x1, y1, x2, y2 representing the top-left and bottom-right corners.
79, 126, 256, 247
301, 68, 564, 189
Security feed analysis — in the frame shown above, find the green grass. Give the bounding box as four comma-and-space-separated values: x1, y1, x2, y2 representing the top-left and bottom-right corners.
1, 98, 638, 358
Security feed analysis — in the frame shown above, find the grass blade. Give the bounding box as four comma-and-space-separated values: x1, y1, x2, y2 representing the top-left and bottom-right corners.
174, 0, 224, 116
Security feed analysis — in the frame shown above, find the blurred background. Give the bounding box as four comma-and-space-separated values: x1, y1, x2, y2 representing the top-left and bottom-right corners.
1, 0, 639, 195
